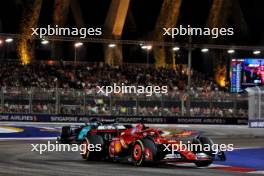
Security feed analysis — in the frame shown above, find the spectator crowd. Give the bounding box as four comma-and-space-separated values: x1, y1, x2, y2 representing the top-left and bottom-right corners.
0, 61, 220, 95
0, 61, 247, 117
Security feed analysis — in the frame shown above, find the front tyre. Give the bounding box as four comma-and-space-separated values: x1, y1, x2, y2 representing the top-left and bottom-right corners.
60, 126, 71, 144
194, 160, 213, 167
192, 136, 214, 156
198, 136, 214, 157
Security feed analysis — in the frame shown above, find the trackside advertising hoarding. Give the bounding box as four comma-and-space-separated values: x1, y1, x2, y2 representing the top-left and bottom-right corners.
248, 120, 264, 128
0, 114, 248, 125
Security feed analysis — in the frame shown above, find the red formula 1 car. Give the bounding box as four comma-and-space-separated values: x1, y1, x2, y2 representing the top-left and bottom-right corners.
106, 124, 226, 167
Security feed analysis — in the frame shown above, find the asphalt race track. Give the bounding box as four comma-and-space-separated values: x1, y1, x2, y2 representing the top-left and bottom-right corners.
0, 123, 263, 176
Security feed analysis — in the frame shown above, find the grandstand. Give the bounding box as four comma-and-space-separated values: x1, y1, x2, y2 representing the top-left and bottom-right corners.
0, 60, 248, 118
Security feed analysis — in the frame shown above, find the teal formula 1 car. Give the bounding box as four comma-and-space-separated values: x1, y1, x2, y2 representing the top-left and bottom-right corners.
58, 119, 131, 144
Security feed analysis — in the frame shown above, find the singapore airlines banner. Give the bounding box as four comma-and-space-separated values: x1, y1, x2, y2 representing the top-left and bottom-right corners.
0, 113, 248, 125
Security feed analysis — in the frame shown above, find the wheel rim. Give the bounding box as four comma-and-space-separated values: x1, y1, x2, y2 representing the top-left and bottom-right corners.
133, 144, 142, 161
109, 141, 115, 157
81, 138, 89, 159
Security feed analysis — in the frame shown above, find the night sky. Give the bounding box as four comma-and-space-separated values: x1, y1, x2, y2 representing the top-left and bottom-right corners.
0, 0, 264, 73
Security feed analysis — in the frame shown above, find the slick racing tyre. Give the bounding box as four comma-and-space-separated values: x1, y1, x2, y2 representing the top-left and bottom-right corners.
141, 137, 158, 163
60, 126, 71, 144
198, 136, 214, 157
192, 136, 214, 167
81, 135, 104, 161
194, 160, 213, 167
132, 137, 158, 166
132, 140, 144, 166
198, 136, 226, 161
192, 136, 214, 157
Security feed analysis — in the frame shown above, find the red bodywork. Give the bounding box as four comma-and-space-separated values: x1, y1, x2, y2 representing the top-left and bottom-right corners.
108, 124, 211, 163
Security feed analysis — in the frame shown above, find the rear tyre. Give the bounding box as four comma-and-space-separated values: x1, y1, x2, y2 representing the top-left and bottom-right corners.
81, 135, 104, 161
132, 140, 144, 166
142, 137, 157, 163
